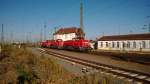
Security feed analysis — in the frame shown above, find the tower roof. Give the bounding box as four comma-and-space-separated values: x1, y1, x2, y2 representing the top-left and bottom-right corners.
53, 27, 79, 35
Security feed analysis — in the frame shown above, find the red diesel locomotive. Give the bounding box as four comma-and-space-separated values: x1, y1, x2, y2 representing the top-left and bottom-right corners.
63, 39, 91, 51
40, 40, 54, 48
40, 39, 92, 51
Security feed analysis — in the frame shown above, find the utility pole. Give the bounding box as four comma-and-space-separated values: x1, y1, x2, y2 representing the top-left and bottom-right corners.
29, 32, 31, 43
1, 24, 4, 54
40, 28, 43, 42
26, 32, 29, 43
44, 24, 46, 41
10, 31, 14, 44
146, 16, 150, 33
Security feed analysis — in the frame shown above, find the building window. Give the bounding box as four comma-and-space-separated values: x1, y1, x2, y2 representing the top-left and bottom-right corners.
127, 42, 130, 48
122, 42, 125, 48
106, 42, 108, 47
142, 41, 146, 48
112, 42, 115, 48
101, 42, 103, 47
133, 41, 136, 48
117, 42, 119, 48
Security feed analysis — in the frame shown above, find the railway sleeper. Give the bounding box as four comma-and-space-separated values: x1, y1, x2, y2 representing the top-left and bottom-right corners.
40, 48, 150, 83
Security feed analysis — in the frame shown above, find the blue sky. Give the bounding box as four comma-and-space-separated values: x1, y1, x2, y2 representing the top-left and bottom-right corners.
0, 0, 150, 42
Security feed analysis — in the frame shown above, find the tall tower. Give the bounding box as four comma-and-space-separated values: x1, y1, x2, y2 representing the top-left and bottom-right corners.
79, 0, 85, 39
80, 1, 83, 30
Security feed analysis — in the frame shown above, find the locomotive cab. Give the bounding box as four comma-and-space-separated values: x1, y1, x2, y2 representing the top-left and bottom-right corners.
56, 39, 64, 49
76, 39, 92, 51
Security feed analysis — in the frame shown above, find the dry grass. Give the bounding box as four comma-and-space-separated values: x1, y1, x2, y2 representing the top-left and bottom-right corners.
0, 45, 73, 84
0, 45, 132, 84
67, 72, 103, 84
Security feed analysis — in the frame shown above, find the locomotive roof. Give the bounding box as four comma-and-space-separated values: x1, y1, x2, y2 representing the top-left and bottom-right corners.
53, 27, 84, 35
98, 33, 150, 41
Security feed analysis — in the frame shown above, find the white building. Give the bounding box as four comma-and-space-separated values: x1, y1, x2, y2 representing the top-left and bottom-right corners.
97, 33, 150, 52
53, 27, 84, 41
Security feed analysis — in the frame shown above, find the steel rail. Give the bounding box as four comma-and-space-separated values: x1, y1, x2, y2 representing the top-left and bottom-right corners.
39, 48, 150, 83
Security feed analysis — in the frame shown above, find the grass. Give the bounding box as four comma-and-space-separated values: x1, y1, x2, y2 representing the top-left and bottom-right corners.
68, 72, 106, 84
0, 45, 135, 84
0, 45, 73, 84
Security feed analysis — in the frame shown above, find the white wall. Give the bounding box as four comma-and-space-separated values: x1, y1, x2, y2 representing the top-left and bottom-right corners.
54, 33, 76, 41
98, 40, 150, 52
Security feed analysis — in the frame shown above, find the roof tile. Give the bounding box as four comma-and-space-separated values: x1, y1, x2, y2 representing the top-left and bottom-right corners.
98, 33, 150, 41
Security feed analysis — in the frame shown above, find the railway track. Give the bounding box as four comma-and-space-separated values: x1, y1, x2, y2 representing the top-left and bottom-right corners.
38, 48, 150, 83
40, 47, 150, 65
89, 51, 150, 65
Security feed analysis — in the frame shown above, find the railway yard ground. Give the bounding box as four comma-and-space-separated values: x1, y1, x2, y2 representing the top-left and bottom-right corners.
35, 47, 150, 83
90, 50, 150, 64
37, 48, 150, 75
30, 47, 87, 76
36, 46, 150, 66
0, 45, 150, 84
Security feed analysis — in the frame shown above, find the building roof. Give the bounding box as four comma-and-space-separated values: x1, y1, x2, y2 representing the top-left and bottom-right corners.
98, 33, 150, 41
53, 27, 84, 35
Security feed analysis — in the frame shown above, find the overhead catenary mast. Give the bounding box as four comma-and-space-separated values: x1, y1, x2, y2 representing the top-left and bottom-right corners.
44, 23, 46, 41
40, 28, 43, 42
10, 31, 14, 43
1, 24, 4, 53
1, 24, 4, 44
